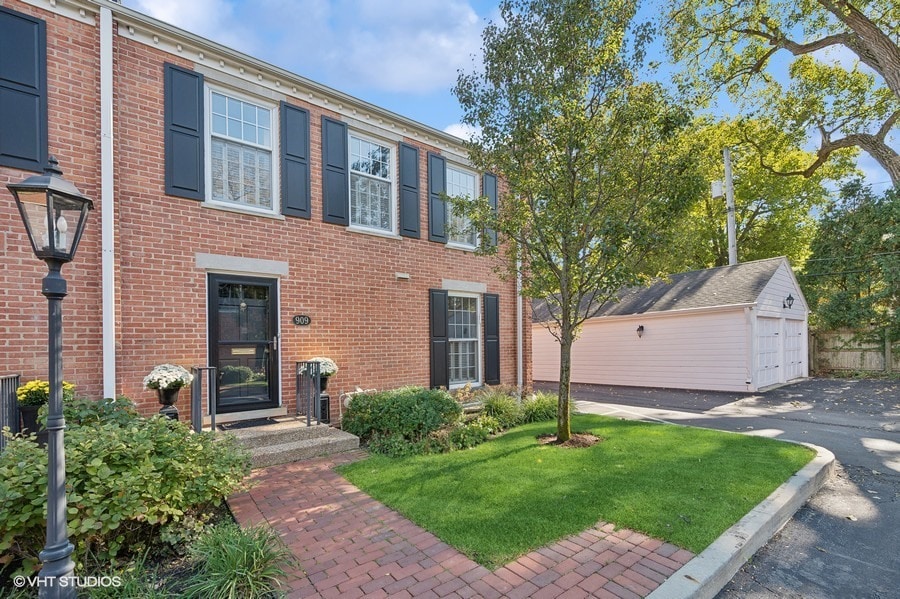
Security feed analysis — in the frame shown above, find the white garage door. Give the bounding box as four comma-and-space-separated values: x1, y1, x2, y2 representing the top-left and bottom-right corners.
757, 317, 781, 388
784, 319, 805, 381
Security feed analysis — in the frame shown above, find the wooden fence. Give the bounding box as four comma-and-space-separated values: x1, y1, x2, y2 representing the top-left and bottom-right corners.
810, 328, 898, 374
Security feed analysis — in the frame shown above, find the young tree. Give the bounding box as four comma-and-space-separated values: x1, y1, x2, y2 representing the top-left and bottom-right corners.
453, 0, 703, 441
666, 0, 900, 185
802, 180, 899, 340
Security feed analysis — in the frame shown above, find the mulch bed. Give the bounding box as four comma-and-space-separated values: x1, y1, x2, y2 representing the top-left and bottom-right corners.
537, 432, 603, 448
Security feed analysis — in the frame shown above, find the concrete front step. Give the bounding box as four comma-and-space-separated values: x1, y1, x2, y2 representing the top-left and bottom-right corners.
250, 430, 360, 468
222, 417, 360, 468
225, 419, 338, 449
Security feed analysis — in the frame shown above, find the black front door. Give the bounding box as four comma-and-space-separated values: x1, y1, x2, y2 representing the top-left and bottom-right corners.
208, 275, 278, 413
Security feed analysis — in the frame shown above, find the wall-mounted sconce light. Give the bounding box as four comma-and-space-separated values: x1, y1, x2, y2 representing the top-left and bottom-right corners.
636, 325, 644, 338
395, 272, 410, 280
783, 294, 794, 309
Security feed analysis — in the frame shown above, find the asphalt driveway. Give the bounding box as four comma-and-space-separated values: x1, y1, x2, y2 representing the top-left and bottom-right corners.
543, 377, 900, 598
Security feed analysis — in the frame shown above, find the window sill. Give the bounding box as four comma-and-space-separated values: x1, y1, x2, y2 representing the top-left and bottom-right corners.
450, 382, 483, 390
346, 225, 402, 240
200, 201, 285, 220
446, 242, 479, 253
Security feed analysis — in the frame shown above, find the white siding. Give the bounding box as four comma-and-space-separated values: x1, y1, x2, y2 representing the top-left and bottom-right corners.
533, 325, 562, 382
757, 260, 808, 316
533, 309, 751, 392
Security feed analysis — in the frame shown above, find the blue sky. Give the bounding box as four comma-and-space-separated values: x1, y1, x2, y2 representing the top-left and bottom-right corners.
123, 0, 893, 193
124, 0, 499, 138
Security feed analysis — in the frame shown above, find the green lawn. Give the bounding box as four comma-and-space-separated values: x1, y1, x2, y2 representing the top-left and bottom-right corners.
338, 414, 814, 569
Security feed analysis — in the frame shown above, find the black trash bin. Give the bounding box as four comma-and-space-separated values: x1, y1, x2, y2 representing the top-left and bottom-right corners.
318, 393, 330, 424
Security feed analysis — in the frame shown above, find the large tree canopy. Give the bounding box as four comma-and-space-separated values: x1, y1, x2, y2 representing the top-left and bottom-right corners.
666, 0, 900, 185
801, 181, 899, 339
453, 0, 703, 441
645, 117, 854, 273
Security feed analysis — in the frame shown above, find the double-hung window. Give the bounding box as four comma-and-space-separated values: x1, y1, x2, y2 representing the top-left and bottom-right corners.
209, 89, 275, 212
349, 134, 394, 232
446, 164, 477, 248
448, 294, 480, 386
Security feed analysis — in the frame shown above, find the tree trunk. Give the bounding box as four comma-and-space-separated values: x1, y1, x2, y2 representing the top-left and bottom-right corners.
556, 329, 573, 442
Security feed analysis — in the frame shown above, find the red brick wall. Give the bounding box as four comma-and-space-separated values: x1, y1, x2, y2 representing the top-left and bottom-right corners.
1, 2, 104, 399
1, 1, 532, 420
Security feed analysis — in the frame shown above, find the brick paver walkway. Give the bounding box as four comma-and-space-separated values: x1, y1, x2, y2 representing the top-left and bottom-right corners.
227, 451, 694, 598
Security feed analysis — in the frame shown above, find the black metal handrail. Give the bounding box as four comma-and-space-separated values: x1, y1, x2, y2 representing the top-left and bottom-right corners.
190, 367, 217, 433
296, 361, 322, 427
0, 374, 21, 453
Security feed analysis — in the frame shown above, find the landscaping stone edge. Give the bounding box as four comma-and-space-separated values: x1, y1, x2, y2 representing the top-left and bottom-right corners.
646, 442, 835, 599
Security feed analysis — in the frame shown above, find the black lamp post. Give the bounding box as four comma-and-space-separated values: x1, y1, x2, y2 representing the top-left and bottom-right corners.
7, 156, 93, 599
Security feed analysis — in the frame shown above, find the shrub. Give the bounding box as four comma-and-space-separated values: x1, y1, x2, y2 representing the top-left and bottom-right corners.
367, 433, 424, 458
480, 391, 522, 429
521, 392, 559, 423
448, 415, 500, 450
182, 523, 296, 599
0, 398, 251, 575
219, 365, 254, 385
342, 387, 461, 449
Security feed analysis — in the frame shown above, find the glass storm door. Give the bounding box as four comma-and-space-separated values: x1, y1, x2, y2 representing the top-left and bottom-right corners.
208, 275, 279, 413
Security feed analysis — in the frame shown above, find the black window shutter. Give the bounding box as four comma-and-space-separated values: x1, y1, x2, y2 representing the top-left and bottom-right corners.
280, 102, 310, 218
398, 142, 420, 238
483, 293, 500, 385
321, 116, 349, 225
430, 289, 449, 389
483, 173, 498, 248
164, 63, 204, 200
0, 7, 47, 172
427, 153, 447, 242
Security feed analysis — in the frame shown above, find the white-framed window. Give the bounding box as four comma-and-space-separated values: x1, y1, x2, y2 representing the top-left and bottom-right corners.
349, 133, 395, 232
207, 87, 277, 213
446, 164, 478, 248
448, 293, 481, 386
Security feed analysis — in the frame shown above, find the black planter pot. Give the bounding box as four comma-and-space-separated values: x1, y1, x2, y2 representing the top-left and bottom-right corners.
156, 387, 181, 420
320, 376, 330, 392
19, 404, 40, 434
19, 405, 48, 446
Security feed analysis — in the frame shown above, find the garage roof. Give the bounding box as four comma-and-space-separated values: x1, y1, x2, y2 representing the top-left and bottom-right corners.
534, 257, 786, 322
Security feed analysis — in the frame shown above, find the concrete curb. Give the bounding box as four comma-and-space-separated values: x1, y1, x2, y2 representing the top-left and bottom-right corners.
647, 442, 835, 599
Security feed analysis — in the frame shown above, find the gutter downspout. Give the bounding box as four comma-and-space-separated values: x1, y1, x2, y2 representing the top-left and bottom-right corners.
100, 6, 116, 398
516, 258, 523, 395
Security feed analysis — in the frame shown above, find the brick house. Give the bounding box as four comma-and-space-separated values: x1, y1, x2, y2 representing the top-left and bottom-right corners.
1, 0, 531, 423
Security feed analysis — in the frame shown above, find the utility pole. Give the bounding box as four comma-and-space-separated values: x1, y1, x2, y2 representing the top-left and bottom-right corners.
712, 149, 739, 266
723, 148, 738, 266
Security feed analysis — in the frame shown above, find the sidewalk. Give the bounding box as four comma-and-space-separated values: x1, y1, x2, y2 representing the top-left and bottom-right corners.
228, 451, 694, 598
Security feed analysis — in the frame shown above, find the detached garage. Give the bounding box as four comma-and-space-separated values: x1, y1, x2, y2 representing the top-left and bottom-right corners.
533, 257, 808, 393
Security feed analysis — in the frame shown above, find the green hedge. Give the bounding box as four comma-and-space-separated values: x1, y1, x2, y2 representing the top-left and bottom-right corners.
0, 397, 251, 575
342, 387, 461, 446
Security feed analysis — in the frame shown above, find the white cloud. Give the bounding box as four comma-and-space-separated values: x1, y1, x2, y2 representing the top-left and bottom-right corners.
126, 0, 259, 53
128, 0, 486, 96
443, 122, 480, 140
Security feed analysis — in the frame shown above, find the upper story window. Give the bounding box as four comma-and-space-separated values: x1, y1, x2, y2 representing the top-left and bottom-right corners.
446, 164, 477, 248
208, 89, 275, 212
350, 134, 394, 232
